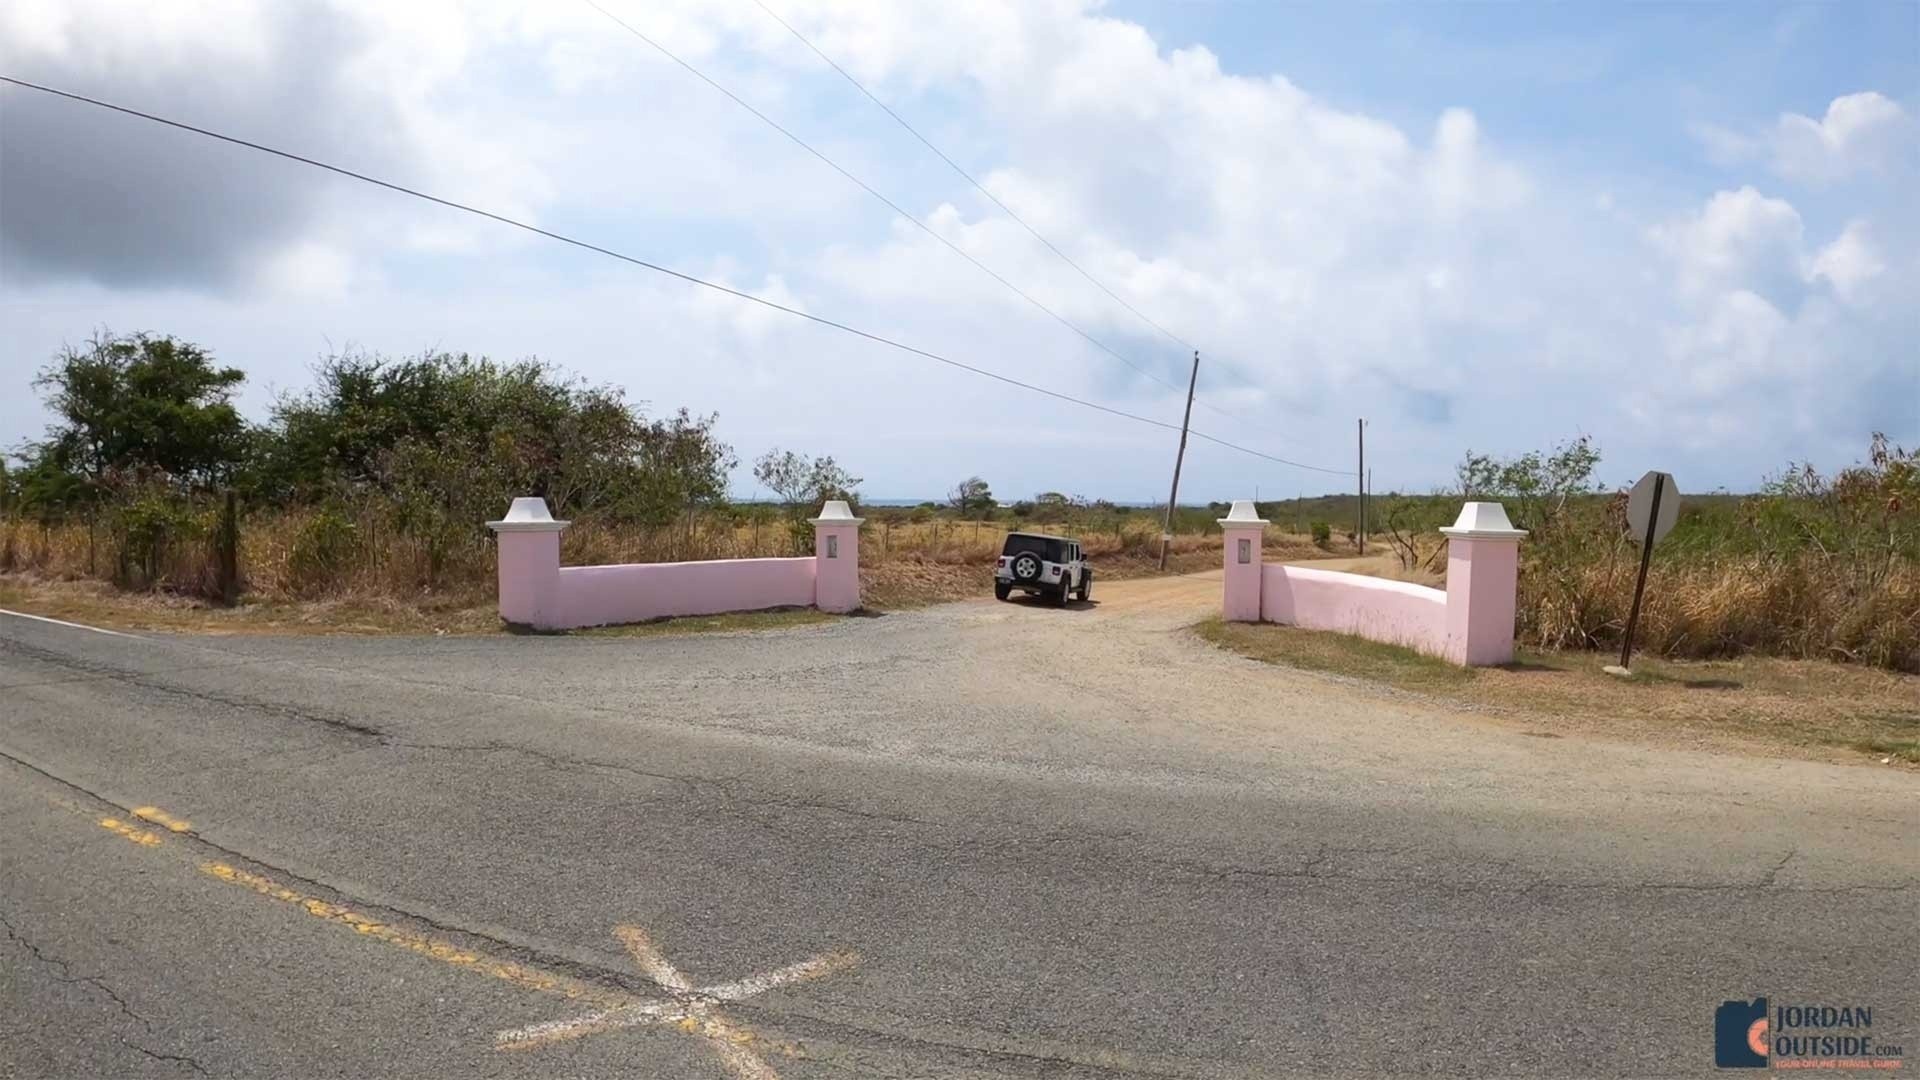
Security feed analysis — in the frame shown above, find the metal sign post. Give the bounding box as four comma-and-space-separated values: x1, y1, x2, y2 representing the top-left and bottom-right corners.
1606, 470, 1679, 677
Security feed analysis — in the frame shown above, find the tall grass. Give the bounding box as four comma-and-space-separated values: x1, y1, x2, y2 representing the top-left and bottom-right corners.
1511, 437, 1918, 673
0, 505, 1281, 605
1520, 549, 1919, 672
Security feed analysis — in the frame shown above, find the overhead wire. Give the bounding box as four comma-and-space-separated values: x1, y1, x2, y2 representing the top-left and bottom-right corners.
0, 75, 1349, 478
579, 0, 1251, 417
747, 0, 1195, 356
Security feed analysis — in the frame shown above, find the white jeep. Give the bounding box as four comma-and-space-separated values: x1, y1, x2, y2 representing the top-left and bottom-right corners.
994, 532, 1091, 605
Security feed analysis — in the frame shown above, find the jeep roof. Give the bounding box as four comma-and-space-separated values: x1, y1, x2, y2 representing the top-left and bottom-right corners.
1001, 532, 1081, 561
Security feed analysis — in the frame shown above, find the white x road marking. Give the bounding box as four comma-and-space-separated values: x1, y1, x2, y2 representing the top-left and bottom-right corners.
496, 925, 857, 1079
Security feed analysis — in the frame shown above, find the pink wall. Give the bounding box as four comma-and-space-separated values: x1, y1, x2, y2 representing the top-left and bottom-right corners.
490, 497, 864, 631
1220, 500, 1526, 666
1261, 564, 1450, 656
555, 557, 817, 628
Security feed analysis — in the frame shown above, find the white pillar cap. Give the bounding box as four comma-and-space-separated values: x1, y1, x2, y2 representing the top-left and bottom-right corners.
488, 496, 570, 533
808, 499, 865, 526
1439, 501, 1527, 540
1217, 498, 1269, 528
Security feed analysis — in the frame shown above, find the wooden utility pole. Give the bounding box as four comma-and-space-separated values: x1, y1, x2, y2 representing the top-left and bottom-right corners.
1356, 418, 1366, 551
1158, 350, 1201, 571
1364, 467, 1372, 552
217, 488, 240, 607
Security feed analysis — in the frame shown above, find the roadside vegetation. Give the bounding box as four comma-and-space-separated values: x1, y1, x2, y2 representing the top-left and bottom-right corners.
0, 331, 1298, 628
5, 332, 1910, 673
1442, 435, 1917, 673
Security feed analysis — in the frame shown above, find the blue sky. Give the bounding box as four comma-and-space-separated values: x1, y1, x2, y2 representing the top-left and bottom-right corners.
2, 0, 1914, 502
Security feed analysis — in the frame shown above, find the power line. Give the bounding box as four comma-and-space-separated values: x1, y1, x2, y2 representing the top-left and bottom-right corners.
0, 75, 1347, 477
580, 0, 1234, 413
748, 0, 1194, 357
1189, 431, 1348, 476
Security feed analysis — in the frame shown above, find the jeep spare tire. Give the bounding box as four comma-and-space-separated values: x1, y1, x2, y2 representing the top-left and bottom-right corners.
1010, 552, 1043, 583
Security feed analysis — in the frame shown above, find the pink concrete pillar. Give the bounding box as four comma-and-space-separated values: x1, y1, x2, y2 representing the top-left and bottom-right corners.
1218, 499, 1268, 622
810, 500, 863, 614
488, 497, 569, 630
1440, 502, 1527, 666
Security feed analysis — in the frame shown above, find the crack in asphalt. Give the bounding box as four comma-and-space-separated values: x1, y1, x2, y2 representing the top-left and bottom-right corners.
0, 909, 151, 1030
281, 739, 1920, 899
115, 1037, 209, 1077
7, 696, 1912, 906
1, 910, 209, 1074
2, 635, 387, 741
1, 751, 1202, 1079
0, 747, 670, 1001
1761, 847, 1798, 887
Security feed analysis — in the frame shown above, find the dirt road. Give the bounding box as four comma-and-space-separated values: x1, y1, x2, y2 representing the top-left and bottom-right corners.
1068, 552, 1405, 629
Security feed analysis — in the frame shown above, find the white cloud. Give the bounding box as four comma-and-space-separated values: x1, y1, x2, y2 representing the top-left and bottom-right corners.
1773, 92, 1908, 185
1697, 91, 1909, 186
1641, 183, 1911, 458
2, 1, 1914, 497
1806, 221, 1886, 305
1646, 186, 1803, 299
259, 241, 357, 302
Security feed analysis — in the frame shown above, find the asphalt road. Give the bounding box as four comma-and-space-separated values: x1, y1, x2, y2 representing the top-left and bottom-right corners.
2, 581, 1914, 1079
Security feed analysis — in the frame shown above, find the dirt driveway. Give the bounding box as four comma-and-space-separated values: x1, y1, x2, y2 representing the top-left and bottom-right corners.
1007, 553, 1404, 630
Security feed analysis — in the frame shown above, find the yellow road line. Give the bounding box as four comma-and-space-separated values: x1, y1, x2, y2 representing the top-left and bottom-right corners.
199, 862, 632, 1009
132, 805, 192, 832
98, 817, 163, 847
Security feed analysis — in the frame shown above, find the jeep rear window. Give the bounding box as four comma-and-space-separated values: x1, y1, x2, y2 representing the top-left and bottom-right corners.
1002, 535, 1064, 562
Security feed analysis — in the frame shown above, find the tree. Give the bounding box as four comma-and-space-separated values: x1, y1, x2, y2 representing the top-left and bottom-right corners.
1455, 435, 1601, 535
948, 476, 994, 517
1031, 491, 1074, 523
628, 409, 736, 529
29, 331, 248, 492
247, 350, 735, 526
752, 448, 861, 516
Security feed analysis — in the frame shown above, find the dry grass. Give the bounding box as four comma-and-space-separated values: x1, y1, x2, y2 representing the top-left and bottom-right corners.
0, 572, 498, 636
0, 512, 1262, 632
0, 571, 841, 639
0, 512, 1285, 599
1520, 553, 1920, 673
1197, 617, 1920, 765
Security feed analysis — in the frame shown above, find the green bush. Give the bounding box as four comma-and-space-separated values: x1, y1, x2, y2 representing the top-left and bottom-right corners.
113, 491, 204, 592
1310, 520, 1332, 549
288, 507, 359, 596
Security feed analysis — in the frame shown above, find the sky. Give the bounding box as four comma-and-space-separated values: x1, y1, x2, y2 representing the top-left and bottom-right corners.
1, 0, 1914, 503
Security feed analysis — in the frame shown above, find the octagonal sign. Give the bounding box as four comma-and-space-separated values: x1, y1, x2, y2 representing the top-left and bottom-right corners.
1626, 470, 1680, 546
